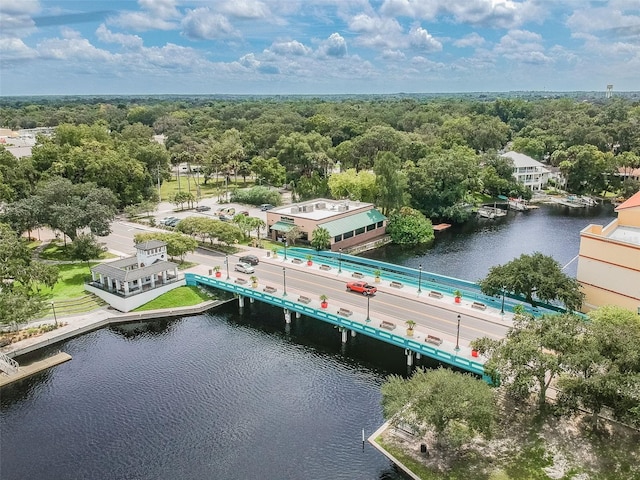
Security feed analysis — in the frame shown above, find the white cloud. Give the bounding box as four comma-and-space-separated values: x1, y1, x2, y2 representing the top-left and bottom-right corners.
318, 32, 347, 57
112, 12, 176, 31
380, 0, 544, 29
138, 0, 180, 19
38, 28, 113, 61
494, 29, 552, 64
408, 26, 442, 52
453, 32, 486, 48
181, 8, 240, 40
0, 37, 38, 60
0, 0, 40, 15
239, 52, 260, 69
111, 0, 179, 31
96, 24, 143, 49
218, 0, 272, 19
268, 40, 312, 56
380, 49, 405, 61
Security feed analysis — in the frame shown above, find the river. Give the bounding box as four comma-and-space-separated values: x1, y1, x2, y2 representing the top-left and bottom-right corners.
0, 203, 616, 480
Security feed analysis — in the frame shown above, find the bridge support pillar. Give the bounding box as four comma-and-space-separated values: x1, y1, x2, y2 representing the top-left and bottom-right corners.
405, 349, 413, 367
416, 353, 421, 360
351, 330, 356, 337
238, 295, 245, 308
341, 328, 348, 344
296, 311, 301, 319
250, 297, 255, 304
284, 308, 291, 324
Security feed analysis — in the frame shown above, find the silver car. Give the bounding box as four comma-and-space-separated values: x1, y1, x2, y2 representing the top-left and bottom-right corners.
234, 262, 255, 274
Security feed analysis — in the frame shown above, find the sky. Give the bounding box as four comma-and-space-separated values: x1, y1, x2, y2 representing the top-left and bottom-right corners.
1, 0, 639, 96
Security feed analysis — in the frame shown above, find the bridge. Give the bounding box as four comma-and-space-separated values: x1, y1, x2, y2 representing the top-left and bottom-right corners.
186, 247, 562, 384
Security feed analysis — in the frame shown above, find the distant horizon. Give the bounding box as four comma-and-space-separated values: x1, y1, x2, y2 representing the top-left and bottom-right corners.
1, 1, 638, 96
2, 89, 639, 99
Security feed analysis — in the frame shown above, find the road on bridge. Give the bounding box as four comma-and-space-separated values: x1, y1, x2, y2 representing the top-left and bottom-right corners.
103, 220, 512, 350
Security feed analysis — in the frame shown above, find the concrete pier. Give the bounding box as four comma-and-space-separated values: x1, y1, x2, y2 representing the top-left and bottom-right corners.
0, 352, 72, 388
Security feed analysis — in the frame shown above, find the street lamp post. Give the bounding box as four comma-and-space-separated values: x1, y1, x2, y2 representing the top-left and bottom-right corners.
282, 267, 287, 296
455, 314, 461, 351
51, 302, 58, 327
225, 254, 230, 279
418, 264, 423, 293
338, 248, 342, 273
500, 286, 506, 314
366, 295, 371, 322
284, 241, 288, 260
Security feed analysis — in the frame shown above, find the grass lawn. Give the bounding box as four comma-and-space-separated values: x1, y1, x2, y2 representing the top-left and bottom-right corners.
133, 286, 213, 311
40, 262, 97, 301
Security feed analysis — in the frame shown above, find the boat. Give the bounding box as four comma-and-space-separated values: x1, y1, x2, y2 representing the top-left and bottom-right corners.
477, 205, 507, 219
550, 196, 586, 208
578, 196, 598, 206
507, 198, 530, 211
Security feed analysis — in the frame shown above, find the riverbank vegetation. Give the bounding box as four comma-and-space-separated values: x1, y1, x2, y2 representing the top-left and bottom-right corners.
132, 286, 214, 311
380, 305, 640, 478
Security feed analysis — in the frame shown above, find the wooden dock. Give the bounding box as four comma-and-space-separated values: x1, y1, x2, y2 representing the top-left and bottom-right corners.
0, 352, 72, 388
433, 223, 451, 232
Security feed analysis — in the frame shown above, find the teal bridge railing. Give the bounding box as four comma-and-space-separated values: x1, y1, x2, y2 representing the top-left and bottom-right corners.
280, 247, 569, 318
186, 272, 492, 383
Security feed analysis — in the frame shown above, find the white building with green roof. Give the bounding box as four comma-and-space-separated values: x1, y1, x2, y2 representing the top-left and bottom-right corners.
267, 199, 387, 251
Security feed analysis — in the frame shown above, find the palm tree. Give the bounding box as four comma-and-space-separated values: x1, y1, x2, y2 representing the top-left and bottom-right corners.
310, 226, 331, 251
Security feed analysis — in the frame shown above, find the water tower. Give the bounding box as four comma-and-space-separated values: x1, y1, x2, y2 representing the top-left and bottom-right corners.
606, 84, 613, 98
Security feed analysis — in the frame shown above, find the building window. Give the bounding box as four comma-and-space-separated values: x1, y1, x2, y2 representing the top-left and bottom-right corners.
343, 231, 354, 239
366, 224, 375, 231
334, 235, 342, 243
355, 227, 365, 235
377, 221, 383, 228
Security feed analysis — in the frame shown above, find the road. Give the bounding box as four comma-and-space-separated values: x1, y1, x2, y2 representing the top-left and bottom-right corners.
102, 221, 511, 349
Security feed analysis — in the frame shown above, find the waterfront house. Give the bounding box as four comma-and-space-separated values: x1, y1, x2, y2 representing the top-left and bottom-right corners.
576, 191, 640, 313
501, 151, 551, 191
86, 240, 184, 312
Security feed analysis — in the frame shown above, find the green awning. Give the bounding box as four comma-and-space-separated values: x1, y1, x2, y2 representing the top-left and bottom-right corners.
270, 221, 297, 232
319, 209, 386, 237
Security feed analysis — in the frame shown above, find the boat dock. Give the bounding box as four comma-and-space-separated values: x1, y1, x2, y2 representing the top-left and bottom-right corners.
0, 352, 72, 388
477, 206, 507, 219
433, 223, 451, 232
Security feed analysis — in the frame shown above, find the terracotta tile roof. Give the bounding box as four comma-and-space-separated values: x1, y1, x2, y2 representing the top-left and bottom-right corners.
615, 190, 640, 211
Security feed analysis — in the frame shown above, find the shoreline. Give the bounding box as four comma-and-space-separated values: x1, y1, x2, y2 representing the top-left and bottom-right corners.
1, 300, 228, 360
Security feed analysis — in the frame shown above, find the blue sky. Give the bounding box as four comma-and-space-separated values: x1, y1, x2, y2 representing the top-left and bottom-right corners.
1, 0, 639, 95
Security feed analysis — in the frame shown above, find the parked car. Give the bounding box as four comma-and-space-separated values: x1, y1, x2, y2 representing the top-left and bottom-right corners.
166, 218, 181, 227
195, 205, 211, 212
239, 255, 259, 265
237, 211, 249, 216
160, 216, 178, 225
260, 204, 275, 211
218, 214, 231, 222
234, 262, 255, 274
346, 281, 377, 296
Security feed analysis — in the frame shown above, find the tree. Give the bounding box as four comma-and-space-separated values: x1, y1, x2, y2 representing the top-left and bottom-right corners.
327, 168, 376, 203
386, 207, 434, 245
478, 252, 584, 310
34, 177, 118, 242
558, 306, 640, 428
68, 234, 106, 270
381, 368, 496, 449
310, 227, 331, 251
0, 223, 59, 326
473, 312, 585, 407
284, 226, 303, 246
250, 156, 286, 188
373, 151, 408, 215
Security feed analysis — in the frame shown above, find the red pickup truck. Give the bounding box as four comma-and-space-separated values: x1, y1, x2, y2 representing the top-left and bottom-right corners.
346, 281, 377, 296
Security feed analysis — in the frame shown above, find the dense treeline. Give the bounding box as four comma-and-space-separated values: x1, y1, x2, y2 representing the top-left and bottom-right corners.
1, 96, 639, 225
